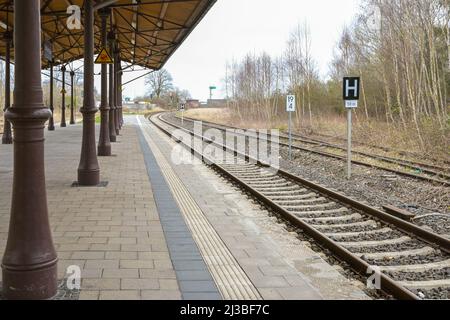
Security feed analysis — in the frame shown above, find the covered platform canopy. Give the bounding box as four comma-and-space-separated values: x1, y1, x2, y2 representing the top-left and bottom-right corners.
0, 0, 215, 69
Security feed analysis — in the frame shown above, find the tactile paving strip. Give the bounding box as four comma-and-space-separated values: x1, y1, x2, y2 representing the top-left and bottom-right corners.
138, 116, 262, 300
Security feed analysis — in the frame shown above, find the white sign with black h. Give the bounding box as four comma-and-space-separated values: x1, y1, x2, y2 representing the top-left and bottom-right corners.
343, 77, 360, 109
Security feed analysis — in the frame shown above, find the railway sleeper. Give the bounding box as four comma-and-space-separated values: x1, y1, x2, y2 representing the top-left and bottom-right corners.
283, 202, 340, 212
249, 181, 292, 188
300, 212, 363, 224
265, 191, 316, 198
311, 220, 378, 232
326, 227, 395, 240
379, 259, 450, 273
274, 197, 328, 205
399, 279, 450, 290
340, 236, 412, 249
289, 207, 349, 217
254, 185, 300, 192
358, 247, 436, 261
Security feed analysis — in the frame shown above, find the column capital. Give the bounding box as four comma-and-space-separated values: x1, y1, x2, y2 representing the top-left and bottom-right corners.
98, 7, 111, 17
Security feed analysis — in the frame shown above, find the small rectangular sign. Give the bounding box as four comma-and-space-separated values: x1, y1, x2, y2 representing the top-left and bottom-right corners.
343, 77, 360, 101
286, 95, 296, 112
345, 100, 358, 109
180, 103, 186, 110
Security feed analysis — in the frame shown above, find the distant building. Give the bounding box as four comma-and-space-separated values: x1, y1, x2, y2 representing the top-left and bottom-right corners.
186, 99, 200, 108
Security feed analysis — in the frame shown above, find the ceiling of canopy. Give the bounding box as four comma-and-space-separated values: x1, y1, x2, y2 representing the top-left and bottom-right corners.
0, 0, 216, 70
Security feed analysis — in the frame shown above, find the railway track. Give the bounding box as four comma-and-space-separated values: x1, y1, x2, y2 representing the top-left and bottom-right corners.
174, 114, 449, 186
298, 130, 450, 167
150, 112, 450, 300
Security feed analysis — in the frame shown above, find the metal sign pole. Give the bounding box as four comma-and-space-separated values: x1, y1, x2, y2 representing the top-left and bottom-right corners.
286, 94, 295, 161
347, 108, 352, 179
343, 77, 360, 180
182, 109, 184, 126
289, 111, 292, 160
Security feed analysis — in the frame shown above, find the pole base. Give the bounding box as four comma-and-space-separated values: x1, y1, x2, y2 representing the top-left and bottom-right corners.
98, 145, 112, 157
61, 123, 67, 128
2, 262, 58, 300
110, 135, 117, 143
70, 121, 75, 125
77, 169, 100, 186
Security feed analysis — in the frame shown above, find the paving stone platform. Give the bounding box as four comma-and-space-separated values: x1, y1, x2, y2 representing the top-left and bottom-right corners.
0, 115, 370, 300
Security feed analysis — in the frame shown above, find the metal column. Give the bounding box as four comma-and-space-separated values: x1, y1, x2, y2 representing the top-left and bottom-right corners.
97, 9, 111, 156
78, 0, 100, 186
60, 65, 67, 127
1, 31, 12, 144
119, 67, 123, 127
70, 71, 75, 124
347, 108, 352, 179
48, 61, 55, 131
114, 50, 120, 135
108, 28, 117, 142
2, 0, 58, 299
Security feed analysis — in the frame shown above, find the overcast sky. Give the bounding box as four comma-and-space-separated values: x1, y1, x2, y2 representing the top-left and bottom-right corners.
96, 0, 361, 101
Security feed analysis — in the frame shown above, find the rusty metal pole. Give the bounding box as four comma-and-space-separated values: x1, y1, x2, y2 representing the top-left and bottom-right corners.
108, 29, 117, 142
78, 0, 100, 186
114, 49, 120, 135
60, 65, 67, 127
119, 66, 123, 127
70, 71, 75, 124
97, 9, 111, 156
2, 0, 58, 300
1, 31, 12, 145
48, 61, 55, 131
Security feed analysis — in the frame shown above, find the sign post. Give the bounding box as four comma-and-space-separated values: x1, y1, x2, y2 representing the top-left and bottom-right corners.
343, 77, 360, 179
209, 86, 217, 100
286, 95, 296, 160
180, 102, 186, 125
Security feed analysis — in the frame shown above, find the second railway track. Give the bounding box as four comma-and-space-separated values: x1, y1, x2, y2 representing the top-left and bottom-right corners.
173, 114, 450, 186
150, 112, 450, 300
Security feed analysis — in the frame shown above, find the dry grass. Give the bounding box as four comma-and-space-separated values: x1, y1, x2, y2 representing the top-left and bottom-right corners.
183, 108, 449, 163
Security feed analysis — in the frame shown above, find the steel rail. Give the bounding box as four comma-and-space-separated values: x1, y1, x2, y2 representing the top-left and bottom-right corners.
150, 112, 450, 299
149, 113, 423, 300
174, 115, 450, 186
177, 114, 449, 170
157, 113, 450, 253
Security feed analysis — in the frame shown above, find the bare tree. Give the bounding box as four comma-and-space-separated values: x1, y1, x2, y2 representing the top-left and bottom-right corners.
145, 69, 173, 98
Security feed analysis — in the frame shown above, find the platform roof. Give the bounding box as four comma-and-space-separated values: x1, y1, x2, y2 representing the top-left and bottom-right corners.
0, 0, 216, 70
